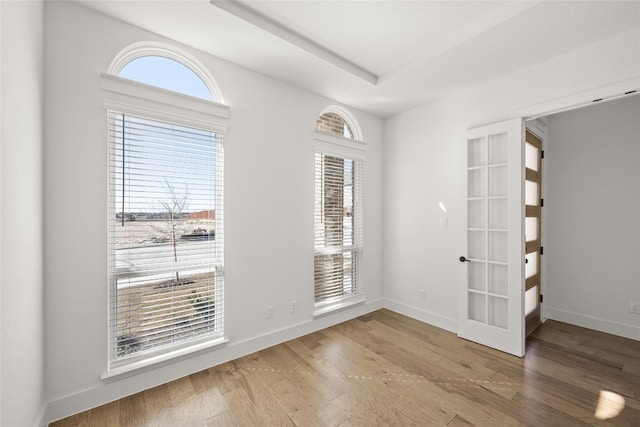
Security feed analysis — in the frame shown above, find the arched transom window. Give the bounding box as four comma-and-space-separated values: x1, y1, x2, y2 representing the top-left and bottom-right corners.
316, 112, 354, 139
108, 41, 224, 103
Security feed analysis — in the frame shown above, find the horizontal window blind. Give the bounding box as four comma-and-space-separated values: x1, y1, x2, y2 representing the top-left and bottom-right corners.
314, 152, 363, 306
108, 111, 223, 364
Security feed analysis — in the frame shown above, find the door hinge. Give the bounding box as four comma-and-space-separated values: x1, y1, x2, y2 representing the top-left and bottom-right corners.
541, 198, 544, 207
540, 294, 543, 303
540, 246, 544, 255
541, 150, 545, 159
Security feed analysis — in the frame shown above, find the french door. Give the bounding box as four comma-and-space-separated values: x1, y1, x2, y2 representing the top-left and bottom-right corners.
459, 118, 525, 357
525, 130, 543, 336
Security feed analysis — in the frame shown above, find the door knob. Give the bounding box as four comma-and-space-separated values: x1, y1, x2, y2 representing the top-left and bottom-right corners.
459, 256, 471, 263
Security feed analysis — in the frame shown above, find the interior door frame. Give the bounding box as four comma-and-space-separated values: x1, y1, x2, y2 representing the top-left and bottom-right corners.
524, 129, 543, 336
525, 119, 548, 324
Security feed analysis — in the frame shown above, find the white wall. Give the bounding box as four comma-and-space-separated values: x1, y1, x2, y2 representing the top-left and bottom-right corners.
43, 1, 383, 422
384, 28, 640, 334
544, 95, 640, 340
0, 1, 46, 426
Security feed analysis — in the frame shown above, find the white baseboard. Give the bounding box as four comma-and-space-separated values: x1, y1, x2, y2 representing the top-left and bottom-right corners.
42, 298, 384, 425
33, 403, 47, 427
383, 298, 458, 334
545, 307, 640, 341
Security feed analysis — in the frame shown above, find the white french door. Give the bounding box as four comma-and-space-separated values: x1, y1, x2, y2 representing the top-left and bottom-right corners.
459, 118, 525, 357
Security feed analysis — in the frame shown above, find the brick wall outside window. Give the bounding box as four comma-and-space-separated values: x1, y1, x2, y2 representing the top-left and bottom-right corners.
316, 112, 353, 138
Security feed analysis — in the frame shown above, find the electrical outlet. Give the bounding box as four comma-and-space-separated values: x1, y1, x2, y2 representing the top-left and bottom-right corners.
419, 289, 426, 300
630, 302, 640, 314
266, 305, 274, 319
440, 218, 448, 229
290, 300, 297, 313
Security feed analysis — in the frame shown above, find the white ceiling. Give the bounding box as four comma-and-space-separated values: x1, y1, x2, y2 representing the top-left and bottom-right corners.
77, 0, 640, 117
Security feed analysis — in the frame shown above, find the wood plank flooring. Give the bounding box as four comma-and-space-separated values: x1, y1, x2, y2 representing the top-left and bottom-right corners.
50, 309, 640, 426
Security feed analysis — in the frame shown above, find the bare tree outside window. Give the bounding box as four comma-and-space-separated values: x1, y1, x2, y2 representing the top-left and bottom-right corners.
151, 179, 189, 284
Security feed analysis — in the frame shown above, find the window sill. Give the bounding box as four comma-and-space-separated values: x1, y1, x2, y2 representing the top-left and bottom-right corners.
101, 336, 229, 381
313, 296, 366, 318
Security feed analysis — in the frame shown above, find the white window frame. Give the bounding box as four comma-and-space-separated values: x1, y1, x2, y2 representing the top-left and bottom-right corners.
101, 52, 229, 378
108, 41, 224, 103
313, 127, 366, 317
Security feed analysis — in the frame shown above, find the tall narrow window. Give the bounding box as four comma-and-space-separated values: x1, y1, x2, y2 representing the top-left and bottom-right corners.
103, 45, 228, 371
109, 113, 223, 362
314, 110, 364, 314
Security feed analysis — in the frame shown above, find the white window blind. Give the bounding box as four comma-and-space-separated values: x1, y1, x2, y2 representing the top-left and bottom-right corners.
314, 152, 363, 307
108, 111, 224, 365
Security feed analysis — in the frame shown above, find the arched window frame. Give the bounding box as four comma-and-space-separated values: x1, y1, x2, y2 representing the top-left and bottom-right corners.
314, 105, 364, 142
101, 42, 229, 378
313, 107, 366, 316
108, 41, 224, 103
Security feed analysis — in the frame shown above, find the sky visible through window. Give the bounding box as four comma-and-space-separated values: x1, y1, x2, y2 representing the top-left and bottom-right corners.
119, 56, 213, 101
114, 114, 219, 214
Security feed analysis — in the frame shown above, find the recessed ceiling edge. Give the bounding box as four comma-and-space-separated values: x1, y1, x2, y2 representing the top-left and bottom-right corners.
210, 0, 379, 85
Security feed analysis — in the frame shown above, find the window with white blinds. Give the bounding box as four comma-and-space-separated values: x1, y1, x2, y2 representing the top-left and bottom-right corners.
108, 111, 224, 366
314, 151, 363, 309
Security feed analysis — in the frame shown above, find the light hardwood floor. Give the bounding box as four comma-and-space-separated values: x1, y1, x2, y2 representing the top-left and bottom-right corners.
51, 309, 640, 426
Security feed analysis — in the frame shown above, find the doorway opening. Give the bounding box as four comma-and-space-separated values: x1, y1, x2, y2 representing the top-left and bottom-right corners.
525, 93, 639, 342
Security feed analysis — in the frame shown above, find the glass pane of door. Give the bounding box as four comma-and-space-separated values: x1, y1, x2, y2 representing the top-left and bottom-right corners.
525, 143, 539, 171
525, 286, 538, 316
468, 133, 509, 328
